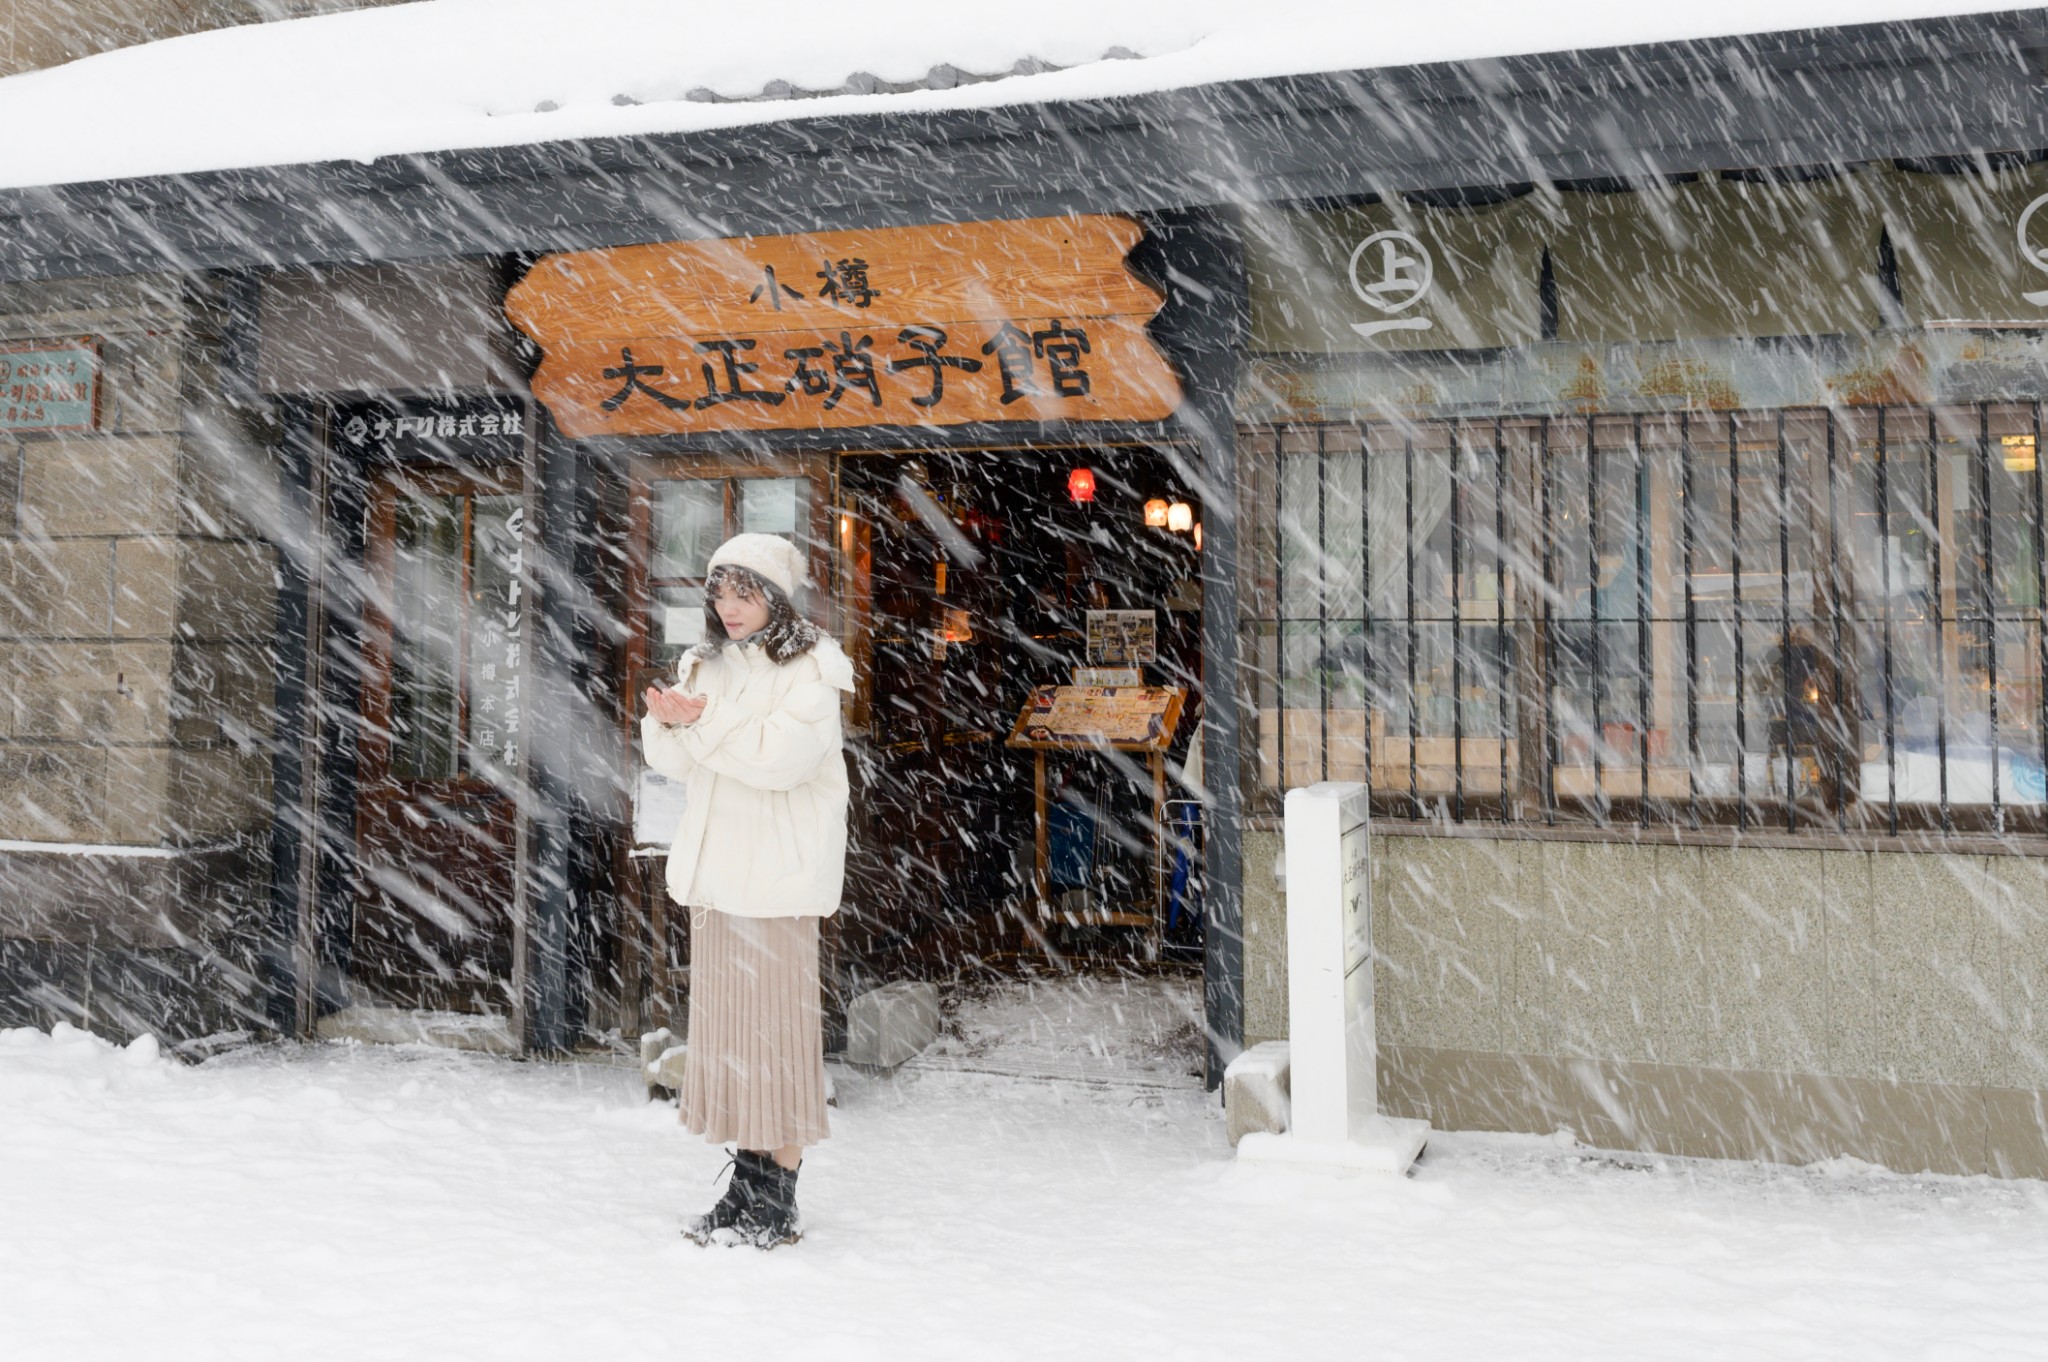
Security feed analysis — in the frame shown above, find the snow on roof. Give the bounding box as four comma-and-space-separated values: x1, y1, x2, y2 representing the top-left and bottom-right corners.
0, 0, 2023, 193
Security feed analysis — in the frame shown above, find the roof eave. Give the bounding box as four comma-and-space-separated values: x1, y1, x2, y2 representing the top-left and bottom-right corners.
1, 6, 2043, 282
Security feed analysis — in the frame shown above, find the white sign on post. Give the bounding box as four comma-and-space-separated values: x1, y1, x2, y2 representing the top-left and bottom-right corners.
1239, 780, 1428, 1172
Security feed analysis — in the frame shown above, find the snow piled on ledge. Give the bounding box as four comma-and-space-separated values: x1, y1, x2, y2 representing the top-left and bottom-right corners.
0, 0, 2021, 192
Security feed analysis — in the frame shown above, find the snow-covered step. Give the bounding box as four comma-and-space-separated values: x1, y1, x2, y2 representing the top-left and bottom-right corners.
314, 1007, 517, 1056
894, 1052, 1199, 1093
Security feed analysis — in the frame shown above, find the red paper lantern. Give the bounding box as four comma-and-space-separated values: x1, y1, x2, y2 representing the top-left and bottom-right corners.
1067, 467, 1097, 503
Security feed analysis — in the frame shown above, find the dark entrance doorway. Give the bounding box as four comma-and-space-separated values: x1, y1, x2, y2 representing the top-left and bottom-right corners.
835, 444, 1205, 989
351, 466, 526, 1012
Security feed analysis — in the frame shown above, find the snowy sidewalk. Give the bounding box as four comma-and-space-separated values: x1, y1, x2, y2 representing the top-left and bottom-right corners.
5, 1017, 2048, 1361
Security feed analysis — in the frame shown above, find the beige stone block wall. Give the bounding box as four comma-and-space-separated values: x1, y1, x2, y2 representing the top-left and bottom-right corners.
19, 435, 180, 535
1242, 827, 1287, 1048
0, 273, 283, 1041
0, 538, 112, 637
0, 274, 276, 851
1245, 823, 2048, 1175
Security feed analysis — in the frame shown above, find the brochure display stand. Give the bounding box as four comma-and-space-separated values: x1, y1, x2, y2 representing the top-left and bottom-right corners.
1005, 684, 1185, 950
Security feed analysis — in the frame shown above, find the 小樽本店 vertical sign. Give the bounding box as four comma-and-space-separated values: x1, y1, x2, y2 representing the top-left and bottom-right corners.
467, 497, 524, 784
503, 216, 1181, 435
0, 338, 98, 431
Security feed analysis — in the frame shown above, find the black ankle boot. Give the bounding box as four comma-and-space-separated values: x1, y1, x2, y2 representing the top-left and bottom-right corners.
737, 1158, 802, 1249
682, 1149, 763, 1244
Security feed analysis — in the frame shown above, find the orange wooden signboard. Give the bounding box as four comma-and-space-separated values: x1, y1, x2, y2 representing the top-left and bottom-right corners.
503, 215, 1181, 437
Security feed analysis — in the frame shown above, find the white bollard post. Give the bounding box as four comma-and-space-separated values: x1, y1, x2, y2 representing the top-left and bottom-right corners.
1237, 781, 1428, 1173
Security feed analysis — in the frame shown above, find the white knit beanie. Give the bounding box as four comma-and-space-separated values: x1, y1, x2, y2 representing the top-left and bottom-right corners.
706, 532, 808, 597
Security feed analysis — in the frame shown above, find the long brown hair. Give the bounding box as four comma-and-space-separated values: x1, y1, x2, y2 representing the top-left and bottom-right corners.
695, 564, 821, 664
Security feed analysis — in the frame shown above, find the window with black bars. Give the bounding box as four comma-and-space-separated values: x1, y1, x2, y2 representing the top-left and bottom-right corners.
1241, 405, 2048, 836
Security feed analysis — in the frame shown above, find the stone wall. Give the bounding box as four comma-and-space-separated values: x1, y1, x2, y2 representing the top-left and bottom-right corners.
0, 273, 279, 1044
1243, 824, 2048, 1176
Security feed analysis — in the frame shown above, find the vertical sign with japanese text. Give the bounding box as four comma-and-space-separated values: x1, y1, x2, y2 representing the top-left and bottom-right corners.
467, 498, 524, 784
504, 216, 1181, 436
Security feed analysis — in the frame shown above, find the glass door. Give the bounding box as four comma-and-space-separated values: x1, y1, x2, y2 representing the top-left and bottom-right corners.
621, 454, 830, 1029
355, 469, 525, 1012
639, 466, 824, 675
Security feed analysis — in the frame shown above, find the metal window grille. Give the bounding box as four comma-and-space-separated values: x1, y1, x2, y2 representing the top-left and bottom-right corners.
1243, 404, 2048, 837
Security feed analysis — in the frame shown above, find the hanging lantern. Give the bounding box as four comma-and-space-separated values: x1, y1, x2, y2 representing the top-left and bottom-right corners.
1067, 467, 1097, 503
1143, 497, 1170, 528
1193, 522, 1203, 551
1167, 500, 1194, 533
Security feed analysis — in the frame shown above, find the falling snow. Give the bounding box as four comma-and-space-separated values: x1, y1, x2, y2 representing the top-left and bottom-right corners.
2, 3, 2048, 1351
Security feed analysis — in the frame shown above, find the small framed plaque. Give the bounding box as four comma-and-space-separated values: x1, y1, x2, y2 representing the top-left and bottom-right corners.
0, 338, 99, 433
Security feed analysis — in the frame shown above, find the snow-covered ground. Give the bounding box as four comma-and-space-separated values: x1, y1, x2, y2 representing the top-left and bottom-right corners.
6, 981, 2048, 1362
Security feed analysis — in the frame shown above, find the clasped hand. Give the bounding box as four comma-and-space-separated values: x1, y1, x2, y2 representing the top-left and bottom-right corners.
645, 685, 706, 725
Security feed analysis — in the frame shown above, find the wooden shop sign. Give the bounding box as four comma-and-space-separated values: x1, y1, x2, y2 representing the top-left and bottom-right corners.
504, 215, 1181, 437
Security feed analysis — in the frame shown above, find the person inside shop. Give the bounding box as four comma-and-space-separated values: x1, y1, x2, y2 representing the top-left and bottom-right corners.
640, 532, 855, 1249
1759, 627, 1855, 811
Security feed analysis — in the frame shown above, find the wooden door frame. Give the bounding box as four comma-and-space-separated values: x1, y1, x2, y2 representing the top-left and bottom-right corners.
352, 462, 525, 1010
617, 450, 836, 1031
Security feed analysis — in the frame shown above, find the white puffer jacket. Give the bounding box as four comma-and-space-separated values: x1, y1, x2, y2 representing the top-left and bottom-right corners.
641, 636, 855, 918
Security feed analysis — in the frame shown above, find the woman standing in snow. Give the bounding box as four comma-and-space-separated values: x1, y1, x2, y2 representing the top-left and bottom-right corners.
640, 532, 853, 1249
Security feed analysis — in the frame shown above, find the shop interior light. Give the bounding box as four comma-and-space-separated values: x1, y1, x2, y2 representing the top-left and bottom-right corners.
1143, 497, 1170, 528
1167, 500, 1194, 533
1068, 467, 1097, 503
2002, 434, 2038, 473
1193, 522, 1203, 551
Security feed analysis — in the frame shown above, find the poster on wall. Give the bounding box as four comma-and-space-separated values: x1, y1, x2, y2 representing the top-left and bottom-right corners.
634, 770, 688, 846
0, 338, 98, 432
1085, 610, 1157, 666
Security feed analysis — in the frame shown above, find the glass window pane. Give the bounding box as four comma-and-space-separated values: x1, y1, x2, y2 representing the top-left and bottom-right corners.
1988, 404, 2042, 617
1323, 444, 1365, 620
1997, 618, 2048, 807
391, 491, 464, 780
1250, 404, 2048, 830
1693, 615, 1741, 796
652, 479, 724, 579
1279, 620, 1326, 787
1412, 433, 1455, 625
1364, 428, 1422, 620
739, 476, 808, 538
1277, 447, 1321, 621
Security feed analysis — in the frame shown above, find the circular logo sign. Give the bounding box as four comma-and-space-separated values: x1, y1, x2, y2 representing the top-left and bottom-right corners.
2020, 192, 2048, 276
1348, 230, 1434, 315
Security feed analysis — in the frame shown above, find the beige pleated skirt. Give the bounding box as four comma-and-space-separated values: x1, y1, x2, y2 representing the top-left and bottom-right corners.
678, 907, 831, 1150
